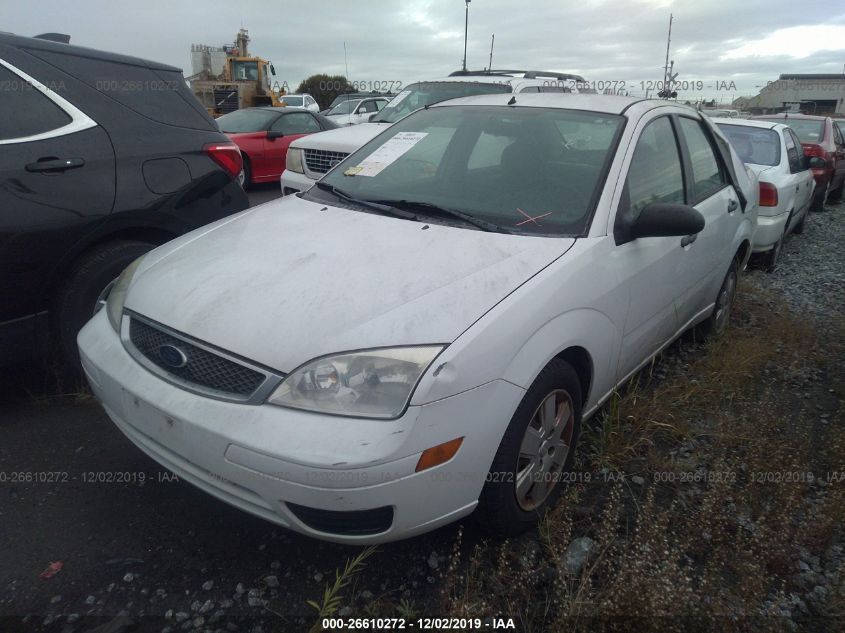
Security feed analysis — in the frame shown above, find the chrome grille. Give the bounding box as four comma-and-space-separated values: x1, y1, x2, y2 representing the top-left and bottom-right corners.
304, 149, 349, 174
128, 317, 266, 398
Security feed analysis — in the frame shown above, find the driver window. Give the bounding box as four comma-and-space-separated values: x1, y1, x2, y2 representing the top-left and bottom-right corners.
626, 117, 685, 218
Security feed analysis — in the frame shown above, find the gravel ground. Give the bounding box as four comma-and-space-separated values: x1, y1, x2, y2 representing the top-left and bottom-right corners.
746, 198, 845, 323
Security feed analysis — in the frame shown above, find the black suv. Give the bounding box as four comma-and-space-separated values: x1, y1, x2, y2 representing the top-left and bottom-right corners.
0, 33, 249, 366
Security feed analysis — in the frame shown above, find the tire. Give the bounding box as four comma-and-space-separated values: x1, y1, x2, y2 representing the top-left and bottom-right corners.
241, 157, 252, 190
699, 257, 739, 338
810, 181, 829, 212
476, 358, 582, 536
829, 177, 844, 202
793, 209, 806, 235
54, 240, 154, 366
765, 215, 789, 273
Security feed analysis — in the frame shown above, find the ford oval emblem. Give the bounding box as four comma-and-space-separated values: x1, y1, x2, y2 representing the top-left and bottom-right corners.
158, 344, 188, 368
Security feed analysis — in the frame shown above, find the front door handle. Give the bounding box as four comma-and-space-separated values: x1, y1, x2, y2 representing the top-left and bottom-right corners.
25, 157, 85, 173
681, 233, 697, 247
727, 199, 738, 213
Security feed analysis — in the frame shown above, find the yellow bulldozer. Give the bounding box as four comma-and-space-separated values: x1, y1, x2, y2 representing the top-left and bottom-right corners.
189, 28, 287, 117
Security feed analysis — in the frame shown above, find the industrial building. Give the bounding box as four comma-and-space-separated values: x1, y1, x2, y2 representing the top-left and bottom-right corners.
735, 73, 845, 115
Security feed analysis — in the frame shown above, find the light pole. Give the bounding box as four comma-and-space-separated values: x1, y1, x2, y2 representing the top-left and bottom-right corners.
462, 0, 471, 72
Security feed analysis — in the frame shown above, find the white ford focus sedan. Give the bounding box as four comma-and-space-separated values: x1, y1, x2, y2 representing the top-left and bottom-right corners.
715, 117, 815, 271
79, 94, 756, 544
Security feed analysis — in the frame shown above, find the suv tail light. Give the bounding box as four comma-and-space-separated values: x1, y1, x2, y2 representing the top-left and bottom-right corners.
204, 142, 243, 180
759, 182, 778, 207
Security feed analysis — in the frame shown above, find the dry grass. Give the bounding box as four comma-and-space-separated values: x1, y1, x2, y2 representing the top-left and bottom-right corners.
431, 283, 845, 632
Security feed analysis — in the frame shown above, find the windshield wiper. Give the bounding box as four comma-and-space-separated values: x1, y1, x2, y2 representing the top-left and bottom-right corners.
313, 182, 419, 220
369, 199, 514, 234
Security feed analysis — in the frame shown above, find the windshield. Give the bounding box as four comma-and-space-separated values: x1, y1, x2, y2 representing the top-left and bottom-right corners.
280, 95, 304, 107
373, 81, 511, 124
328, 100, 361, 115
717, 124, 780, 166
216, 108, 277, 133
309, 105, 623, 236
232, 60, 259, 81
758, 118, 823, 143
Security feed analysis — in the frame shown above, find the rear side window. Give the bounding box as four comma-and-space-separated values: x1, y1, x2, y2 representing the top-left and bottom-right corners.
28, 50, 213, 130
626, 117, 685, 217
679, 117, 726, 200
0, 63, 71, 140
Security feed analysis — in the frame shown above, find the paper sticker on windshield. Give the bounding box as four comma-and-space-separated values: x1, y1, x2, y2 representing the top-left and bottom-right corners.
387, 90, 411, 107
353, 132, 428, 177
344, 166, 364, 176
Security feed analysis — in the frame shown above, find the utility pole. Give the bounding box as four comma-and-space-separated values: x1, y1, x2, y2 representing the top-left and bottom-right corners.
462, 0, 471, 72
488, 33, 494, 70
343, 42, 349, 79
662, 13, 673, 92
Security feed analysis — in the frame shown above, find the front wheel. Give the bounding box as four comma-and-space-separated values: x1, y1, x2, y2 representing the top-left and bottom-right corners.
476, 359, 582, 535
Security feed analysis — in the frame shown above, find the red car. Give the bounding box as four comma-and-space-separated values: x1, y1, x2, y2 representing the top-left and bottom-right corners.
217, 107, 338, 187
753, 113, 845, 210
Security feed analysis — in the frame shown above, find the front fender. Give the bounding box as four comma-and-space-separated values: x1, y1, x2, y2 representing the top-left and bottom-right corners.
500, 308, 619, 411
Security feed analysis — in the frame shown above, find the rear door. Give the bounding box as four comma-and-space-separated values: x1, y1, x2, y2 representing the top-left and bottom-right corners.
0, 57, 115, 325
264, 112, 322, 177
674, 115, 736, 324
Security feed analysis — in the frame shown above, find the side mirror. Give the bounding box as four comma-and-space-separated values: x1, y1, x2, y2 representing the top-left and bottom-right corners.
368, 112, 377, 121
808, 156, 826, 169
630, 203, 705, 239
266, 130, 285, 140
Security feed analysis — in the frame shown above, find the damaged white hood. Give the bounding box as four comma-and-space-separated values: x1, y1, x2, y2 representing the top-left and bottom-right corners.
126, 195, 574, 372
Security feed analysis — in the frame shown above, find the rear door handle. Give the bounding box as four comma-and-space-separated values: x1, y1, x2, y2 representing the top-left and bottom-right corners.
727, 199, 738, 213
681, 234, 697, 247
25, 157, 85, 173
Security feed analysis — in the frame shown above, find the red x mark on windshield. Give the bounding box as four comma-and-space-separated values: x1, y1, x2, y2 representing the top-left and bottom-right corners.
515, 208, 552, 226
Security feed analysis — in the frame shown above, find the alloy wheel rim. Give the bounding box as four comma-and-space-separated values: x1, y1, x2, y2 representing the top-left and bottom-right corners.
515, 389, 574, 511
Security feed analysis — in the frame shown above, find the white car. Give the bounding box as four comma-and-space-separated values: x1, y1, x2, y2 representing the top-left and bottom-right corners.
325, 96, 391, 127
280, 70, 591, 195
715, 118, 815, 270
79, 94, 756, 544
277, 93, 319, 113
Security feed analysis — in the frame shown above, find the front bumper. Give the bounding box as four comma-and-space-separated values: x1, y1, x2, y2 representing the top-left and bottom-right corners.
751, 210, 790, 252
78, 310, 524, 544
279, 169, 316, 196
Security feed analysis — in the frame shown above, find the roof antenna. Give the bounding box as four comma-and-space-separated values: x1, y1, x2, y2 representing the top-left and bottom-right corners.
507, 95, 516, 105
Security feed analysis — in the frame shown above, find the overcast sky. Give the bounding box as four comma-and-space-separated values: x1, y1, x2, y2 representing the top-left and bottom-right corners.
6, 0, 845, 102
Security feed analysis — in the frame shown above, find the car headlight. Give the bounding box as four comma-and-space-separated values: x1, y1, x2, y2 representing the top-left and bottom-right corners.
286, 147, 304, 174
106, 256, 145, 333
267, 346, 444, 419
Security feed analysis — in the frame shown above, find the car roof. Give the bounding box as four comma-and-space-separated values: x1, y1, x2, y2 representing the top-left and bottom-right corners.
251, 106, 310, 112
752, 113, 828, 121
431, 92, 682, 116
0, 32, 181, 72
712, 117, 780, 130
